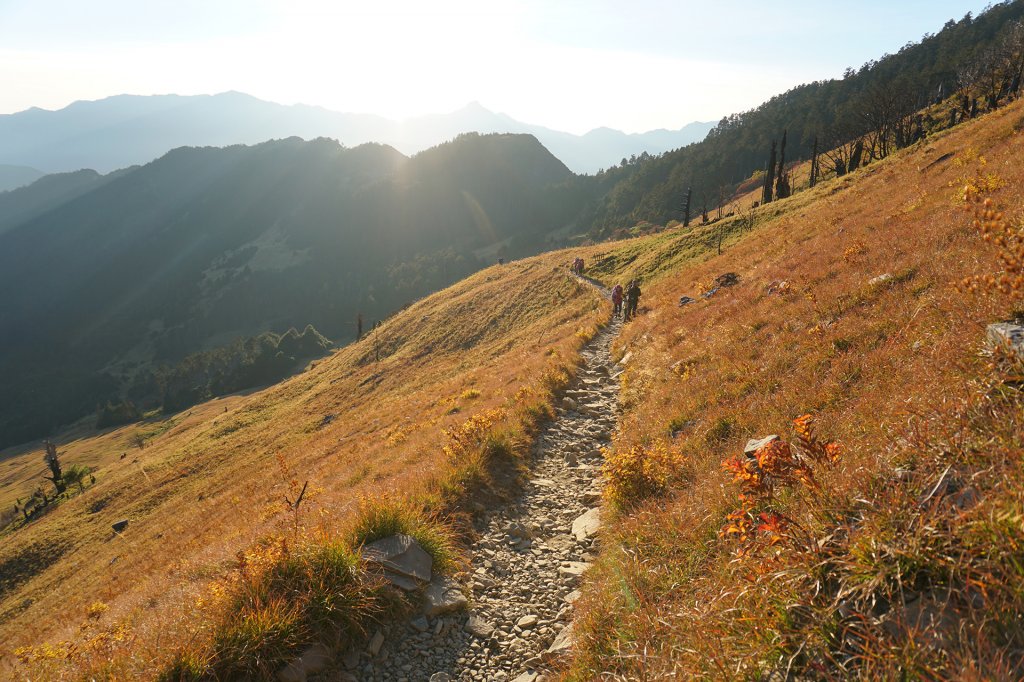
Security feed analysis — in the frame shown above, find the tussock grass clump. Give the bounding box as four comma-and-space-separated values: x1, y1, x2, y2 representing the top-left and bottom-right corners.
165, 538, 389, 680
346, 497, 460, 574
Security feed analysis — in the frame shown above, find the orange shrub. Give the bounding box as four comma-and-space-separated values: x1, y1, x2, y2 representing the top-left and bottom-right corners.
603, 442, 689, 511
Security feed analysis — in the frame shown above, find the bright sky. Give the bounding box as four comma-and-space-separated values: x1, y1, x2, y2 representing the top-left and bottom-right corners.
0, 0, 994, 134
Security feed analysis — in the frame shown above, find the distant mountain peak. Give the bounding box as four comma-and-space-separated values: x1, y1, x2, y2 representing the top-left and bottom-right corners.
0, 92, 715, 174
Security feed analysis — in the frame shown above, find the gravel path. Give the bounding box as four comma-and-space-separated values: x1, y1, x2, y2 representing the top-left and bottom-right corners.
361, 284, 621, 682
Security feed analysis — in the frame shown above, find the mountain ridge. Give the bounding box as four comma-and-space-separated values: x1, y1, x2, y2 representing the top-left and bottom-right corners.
0, 92, 714, 175
0, 132, 589, 448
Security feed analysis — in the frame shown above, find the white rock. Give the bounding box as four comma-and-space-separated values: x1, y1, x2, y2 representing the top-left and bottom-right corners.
744, 435, 779, 456
868, 273, 893, 286
571, 508, 601, 542
516, 614, 539, 629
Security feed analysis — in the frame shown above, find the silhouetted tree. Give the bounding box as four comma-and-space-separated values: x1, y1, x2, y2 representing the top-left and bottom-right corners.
43, 441, 65, 494
775, 131, 790, 199
762, 140, 777, 204
809, 136, 819, 188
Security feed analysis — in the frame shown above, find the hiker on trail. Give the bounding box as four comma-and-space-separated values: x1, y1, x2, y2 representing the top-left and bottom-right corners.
624, 280, 642, 321
611, 284, 624, 317
571, 257, 580, 274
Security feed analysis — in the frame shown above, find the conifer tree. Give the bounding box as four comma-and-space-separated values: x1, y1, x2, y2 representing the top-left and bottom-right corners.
775, 130, 790, 199
762, 140, 777, 204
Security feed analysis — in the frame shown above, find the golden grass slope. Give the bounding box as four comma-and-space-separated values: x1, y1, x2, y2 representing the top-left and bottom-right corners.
569, 99, 1024, 678
0, 255, 608, 678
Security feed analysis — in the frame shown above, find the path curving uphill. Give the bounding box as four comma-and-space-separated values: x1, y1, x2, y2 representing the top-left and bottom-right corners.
362, 280, 622, 682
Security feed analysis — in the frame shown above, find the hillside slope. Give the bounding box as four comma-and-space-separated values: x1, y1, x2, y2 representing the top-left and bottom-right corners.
0, 252, 607, 678
581, 3, 1024, 233
0, 133, 586, 449
569, 96, 1024, 678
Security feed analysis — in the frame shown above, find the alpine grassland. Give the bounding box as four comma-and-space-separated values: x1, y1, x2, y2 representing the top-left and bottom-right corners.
570, 96, 1024, 679
0, 256, 608, 679
2, 87, 1024, 682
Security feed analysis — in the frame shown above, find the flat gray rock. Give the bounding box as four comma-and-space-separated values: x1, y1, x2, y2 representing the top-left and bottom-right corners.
278, 642, 331, 682
465, 615, 495, 639
423, 575, 468, 616
559, 561, 591, 580
361, 533, 432, 587
367, 630, 385, 656
988, 322, 1024, 360
543, 623, 575, 661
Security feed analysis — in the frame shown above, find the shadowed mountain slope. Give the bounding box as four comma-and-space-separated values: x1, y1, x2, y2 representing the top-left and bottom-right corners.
0, 133, 585, 448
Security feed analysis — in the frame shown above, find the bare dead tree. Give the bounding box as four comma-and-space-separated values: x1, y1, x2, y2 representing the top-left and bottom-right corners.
956, 60, 981, 117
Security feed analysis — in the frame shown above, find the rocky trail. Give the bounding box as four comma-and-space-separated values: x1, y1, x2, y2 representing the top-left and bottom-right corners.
360, 284, 622, 682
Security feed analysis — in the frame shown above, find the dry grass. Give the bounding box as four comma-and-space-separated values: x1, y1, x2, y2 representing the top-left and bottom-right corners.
566, 98, 1024, 679
0, 254, 609, 679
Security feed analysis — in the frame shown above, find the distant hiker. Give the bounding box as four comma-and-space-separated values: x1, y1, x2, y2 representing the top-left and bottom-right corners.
578, 258, 585, 275
571, 257, 583, 275
498, 257, 505, 265
611, 284, 624, 317
625, 280, 642, 320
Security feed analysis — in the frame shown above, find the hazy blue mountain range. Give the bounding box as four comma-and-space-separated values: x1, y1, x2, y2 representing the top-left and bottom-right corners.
0, 92, 713, 175
0, 164, 45, 192
0, 132, 593, 447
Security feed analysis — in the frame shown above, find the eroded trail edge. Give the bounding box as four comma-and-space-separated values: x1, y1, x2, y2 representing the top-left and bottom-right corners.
367, 294, 621, 682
